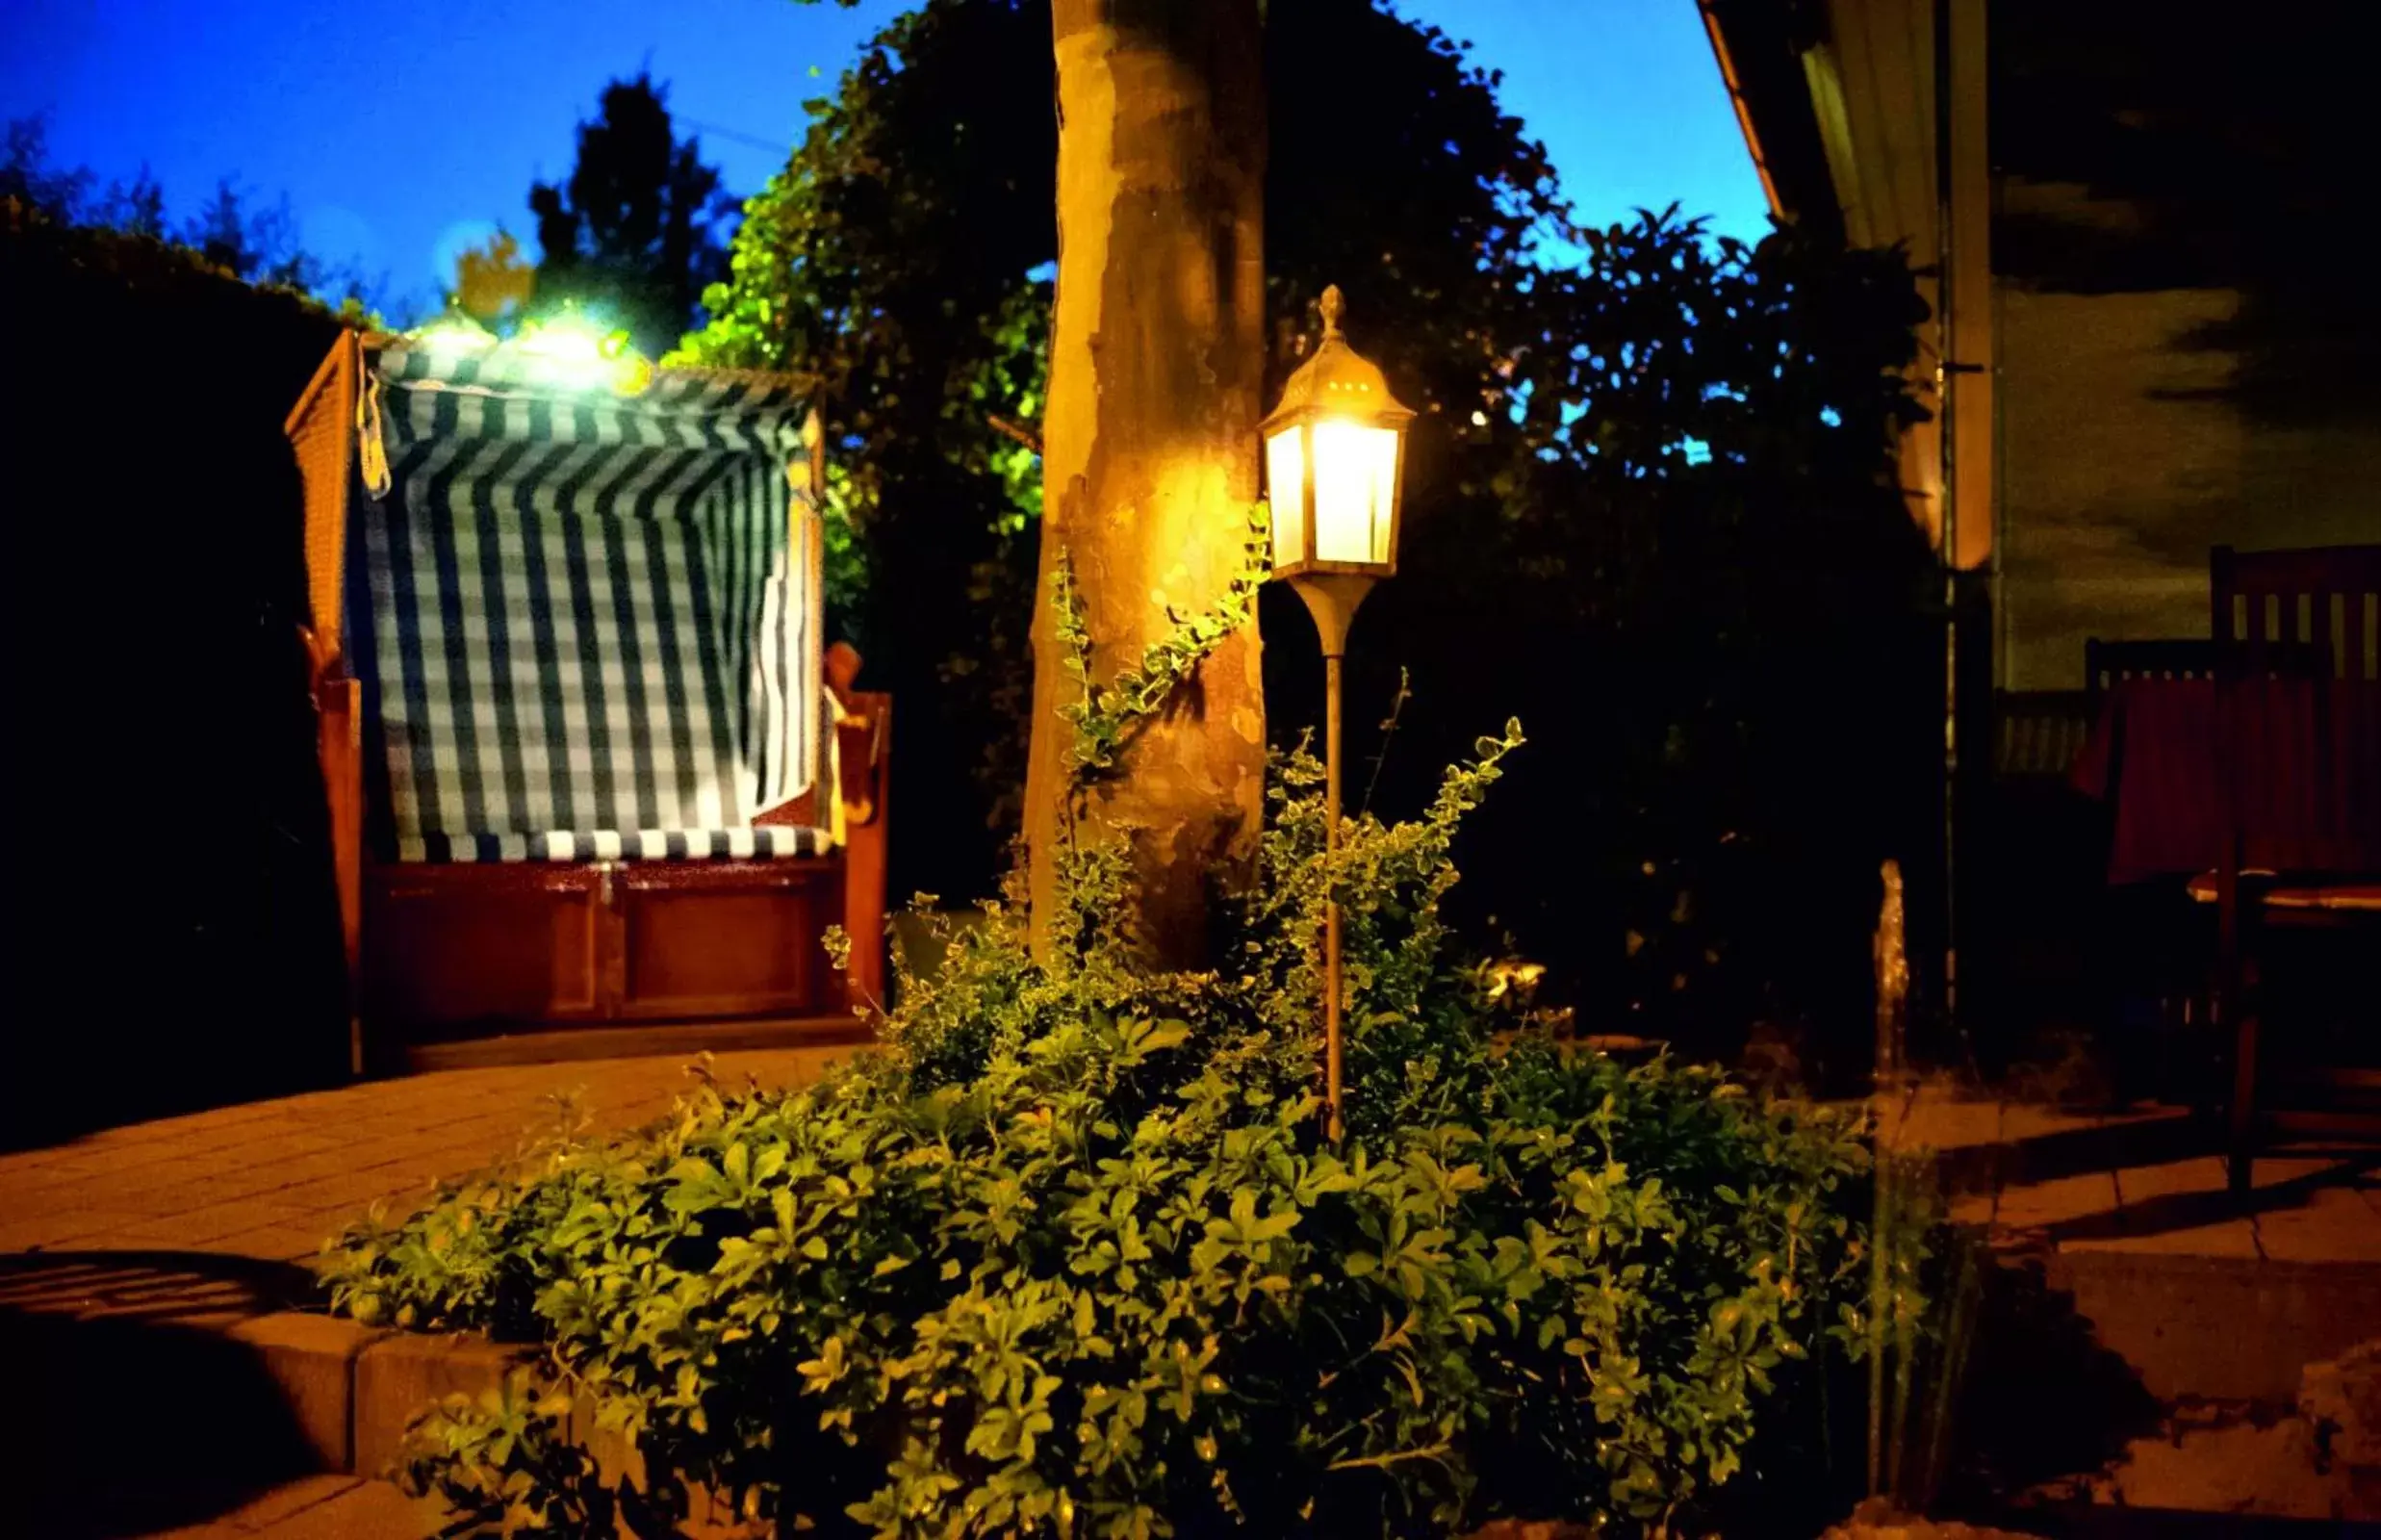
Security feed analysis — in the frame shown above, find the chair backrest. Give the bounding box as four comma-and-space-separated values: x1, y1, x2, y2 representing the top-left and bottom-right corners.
1993, 688, 2094, 780
2207, 546, 2381, 880
2211, 543, 2381, 682
2084, 637, 2219, 709
2084, 635, 2333, 715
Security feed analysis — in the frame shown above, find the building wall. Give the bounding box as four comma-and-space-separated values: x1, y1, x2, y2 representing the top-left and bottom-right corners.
1993, 183, 2381, 690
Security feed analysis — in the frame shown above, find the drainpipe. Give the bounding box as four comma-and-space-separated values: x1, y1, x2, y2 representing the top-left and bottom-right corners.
1936, 0, 1960, 1048
1939, 0, 1993, 1063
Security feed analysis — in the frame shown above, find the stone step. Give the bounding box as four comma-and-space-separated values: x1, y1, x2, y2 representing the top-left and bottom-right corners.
2041, 1251, 2381, 1405
4, 1257, 768, 1538
1872, 1089, 2381, 1530
1992, 1501, 2368, 1538
1945, 1192, 2380, 1529
2, 1264, 522, 1537
0, 1046, 856, 1536
119, 1473, 770, 1539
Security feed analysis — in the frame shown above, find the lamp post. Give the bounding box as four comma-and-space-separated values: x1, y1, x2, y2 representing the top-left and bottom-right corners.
1261, 285, 1415, 1142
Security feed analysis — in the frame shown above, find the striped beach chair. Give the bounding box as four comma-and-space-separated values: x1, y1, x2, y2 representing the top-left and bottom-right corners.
288, 332, 888, 1064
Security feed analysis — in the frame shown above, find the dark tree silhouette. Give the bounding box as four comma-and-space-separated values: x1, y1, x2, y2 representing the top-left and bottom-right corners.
528, 75, 733, 356
3, 116, 381, 309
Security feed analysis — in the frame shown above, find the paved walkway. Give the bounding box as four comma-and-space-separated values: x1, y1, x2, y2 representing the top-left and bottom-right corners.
1876, 1080, 2381, 1263
2, 1046, 848, 1540
1968, 1148, 2381, 1262
0, 1047, 847, 1270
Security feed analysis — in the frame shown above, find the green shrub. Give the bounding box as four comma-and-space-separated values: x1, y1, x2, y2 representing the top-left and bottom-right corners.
323, 732, 1875, 1538
322, 547, 1882, 1537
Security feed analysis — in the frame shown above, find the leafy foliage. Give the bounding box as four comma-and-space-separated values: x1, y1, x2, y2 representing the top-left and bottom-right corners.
1054, 502, 1273, 788
452, 229, 539, 329
325, 579, 1883, 1539
677, 2, 1936, 1080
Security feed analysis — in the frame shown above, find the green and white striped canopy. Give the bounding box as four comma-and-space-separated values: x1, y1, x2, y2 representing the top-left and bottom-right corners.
353, 341, 822, 861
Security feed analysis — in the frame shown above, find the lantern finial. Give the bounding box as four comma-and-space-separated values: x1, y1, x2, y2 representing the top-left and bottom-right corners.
1319, 284, 1346, 340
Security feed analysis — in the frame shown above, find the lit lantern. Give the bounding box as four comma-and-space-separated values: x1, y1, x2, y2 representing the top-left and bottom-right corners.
508, 307, 653, 397
1260, 285, 1414, 581
1260, 284, 1417, 1147
410, 301, 499, 360
402, 302, 653, 396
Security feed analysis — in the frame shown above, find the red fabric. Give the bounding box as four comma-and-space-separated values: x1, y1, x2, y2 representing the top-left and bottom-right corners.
2069, 678, 2381, 886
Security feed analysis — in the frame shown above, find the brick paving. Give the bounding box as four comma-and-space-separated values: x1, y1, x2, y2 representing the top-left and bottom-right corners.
0, 1046, 847, 1279
1878, 1080, 2381, 1263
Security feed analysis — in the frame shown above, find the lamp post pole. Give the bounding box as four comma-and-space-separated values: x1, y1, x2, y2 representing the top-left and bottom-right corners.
1325, 648, 1343, 1142
1261, 284, 1411, 1148
1291, 572, 1374, 1143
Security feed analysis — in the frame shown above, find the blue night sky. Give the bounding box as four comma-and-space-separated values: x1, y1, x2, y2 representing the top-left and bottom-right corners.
1, 0, 1766, 321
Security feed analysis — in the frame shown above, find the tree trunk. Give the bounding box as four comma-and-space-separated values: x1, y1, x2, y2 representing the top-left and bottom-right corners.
1024, 0, 1268, 964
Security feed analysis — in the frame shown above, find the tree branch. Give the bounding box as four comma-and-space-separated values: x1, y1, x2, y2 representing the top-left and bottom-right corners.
986, 413, 1042, 456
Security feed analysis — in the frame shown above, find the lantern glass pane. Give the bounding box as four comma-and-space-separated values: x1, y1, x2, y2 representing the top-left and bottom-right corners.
1265, 426, 1306, 569
1312, 421, 1398, 565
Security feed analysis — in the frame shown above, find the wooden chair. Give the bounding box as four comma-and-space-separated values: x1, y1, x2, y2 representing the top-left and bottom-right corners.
287, 333, 890, 1069
2202, 545, 2381, 1191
